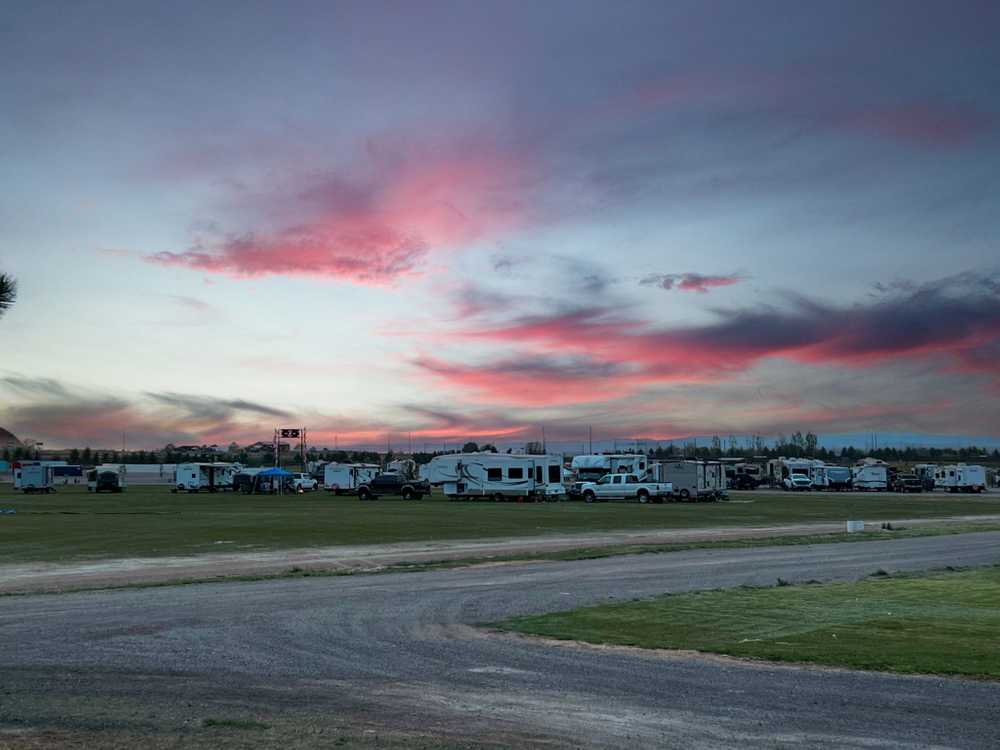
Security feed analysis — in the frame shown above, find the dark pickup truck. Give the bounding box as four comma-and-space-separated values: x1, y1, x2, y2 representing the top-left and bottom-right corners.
357, 472, 430, 501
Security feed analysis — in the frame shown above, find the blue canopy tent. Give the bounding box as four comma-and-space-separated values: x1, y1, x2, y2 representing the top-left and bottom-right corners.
251, 467, 294, 495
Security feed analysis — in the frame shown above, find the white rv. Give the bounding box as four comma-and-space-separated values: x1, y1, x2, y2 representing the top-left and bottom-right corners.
934, 464, 987, 493
424, 453, 565, 501
649, 460, 726, 500
173, 462, 237, 492
324, 463, 380, 494
852, 463, 889, 491
12, 462, 55, 493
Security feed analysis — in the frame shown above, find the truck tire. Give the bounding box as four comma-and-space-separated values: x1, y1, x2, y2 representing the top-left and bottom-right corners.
583, 490, 596, 503
402, 488, 415, 501
358, 487, 372, 501
637, 490, 650, 504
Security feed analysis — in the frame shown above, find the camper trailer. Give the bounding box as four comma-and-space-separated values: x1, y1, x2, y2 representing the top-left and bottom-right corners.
51, 464, 84, 485
649, 460, 726, 501
12, 462, 55, 493
87, 465, 127, 493
852, 463, 889, 491
424, 452, 565, 501
934, 464, 987, 493
814, 465, 852, 491
173, 462, 237, 492
324, 463, 380, 494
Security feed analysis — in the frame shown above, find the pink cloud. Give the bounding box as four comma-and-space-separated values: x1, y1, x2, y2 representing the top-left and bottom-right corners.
145, 140, 531, 284
850, 103, 995, 147
640, 272, 745, 293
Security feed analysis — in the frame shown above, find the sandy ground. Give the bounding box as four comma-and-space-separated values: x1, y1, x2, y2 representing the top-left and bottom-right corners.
3, 512, 999, 594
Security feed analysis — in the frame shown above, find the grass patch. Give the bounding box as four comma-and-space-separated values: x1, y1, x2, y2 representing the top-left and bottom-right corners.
202, 717, 271, 730
1, 484, 999, 564
499, 566, 1000, 679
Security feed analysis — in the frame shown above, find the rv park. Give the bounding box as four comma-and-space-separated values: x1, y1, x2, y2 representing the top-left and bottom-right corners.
3, 430, 1000, 747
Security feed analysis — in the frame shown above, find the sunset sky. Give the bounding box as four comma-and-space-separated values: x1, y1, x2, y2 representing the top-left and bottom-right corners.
1, 1, 999, 450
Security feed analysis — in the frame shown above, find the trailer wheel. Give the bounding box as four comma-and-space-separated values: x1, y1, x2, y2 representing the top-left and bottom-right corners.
679, 488, 690, 501
637, 490, 650, 504
583, 490, 596, 503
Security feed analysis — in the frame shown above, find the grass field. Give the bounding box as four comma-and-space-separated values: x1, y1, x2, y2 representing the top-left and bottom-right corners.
499, 566, 1000, 679
2, 484, 1000, 564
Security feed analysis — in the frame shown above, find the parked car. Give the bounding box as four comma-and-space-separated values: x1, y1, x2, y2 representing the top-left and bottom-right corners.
782, 474, 813, 491
358, 473, 431, 501
729, 474, 758, 490
291, 472, 319, 492
578, 473, 672, 504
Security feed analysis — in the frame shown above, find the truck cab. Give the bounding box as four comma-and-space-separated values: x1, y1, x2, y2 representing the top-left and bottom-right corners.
358, 472, 431, 501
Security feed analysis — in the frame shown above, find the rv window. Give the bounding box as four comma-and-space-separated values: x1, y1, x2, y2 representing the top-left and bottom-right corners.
548, 465, 561, 483
639, 462, 645, 471
535, 466, 543, 482
508, 467, 524, 479
487, 468, 502, 481
949, 470, 955, 477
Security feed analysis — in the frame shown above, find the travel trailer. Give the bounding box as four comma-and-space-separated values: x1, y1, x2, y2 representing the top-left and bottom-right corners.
852, 463, 889, 491
649, 460, 726, 501
423, 452, 565, 501
12, 462, 55, 493
51, 464, 84, 485
173, 462, 237, 492
934, 464, 987, 493
323, 463, 380, 494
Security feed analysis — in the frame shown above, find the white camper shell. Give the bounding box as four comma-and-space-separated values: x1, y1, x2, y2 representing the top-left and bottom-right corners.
570, 454, 649, 483
424, 453, 565, 501
87, 465, 128, 493
174, 462, 237, 492
649, 460, 727, 501
324, 463, 380, 494
934, 464, 987, 493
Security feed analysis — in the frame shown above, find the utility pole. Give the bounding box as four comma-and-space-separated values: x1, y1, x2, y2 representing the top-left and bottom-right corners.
588, 424, 593, 454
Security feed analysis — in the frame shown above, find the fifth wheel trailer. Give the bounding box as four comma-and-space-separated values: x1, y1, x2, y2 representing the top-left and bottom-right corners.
423, 452, 566, 500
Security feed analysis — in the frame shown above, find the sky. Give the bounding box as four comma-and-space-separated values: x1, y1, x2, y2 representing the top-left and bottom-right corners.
1, 0, 999, 451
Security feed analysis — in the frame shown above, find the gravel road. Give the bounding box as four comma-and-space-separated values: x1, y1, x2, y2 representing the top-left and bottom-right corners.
2, 532, 999, 748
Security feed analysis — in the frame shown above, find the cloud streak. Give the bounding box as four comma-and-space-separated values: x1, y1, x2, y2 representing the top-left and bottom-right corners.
639, 272, 745, 293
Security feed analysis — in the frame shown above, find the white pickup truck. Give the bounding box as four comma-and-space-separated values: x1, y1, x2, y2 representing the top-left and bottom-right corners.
578, 473, 673, 504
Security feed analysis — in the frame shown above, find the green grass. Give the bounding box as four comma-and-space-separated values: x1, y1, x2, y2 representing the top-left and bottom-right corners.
202, 718, 271, 731
499, 566, 1000, 679
2, 484, 1000, 564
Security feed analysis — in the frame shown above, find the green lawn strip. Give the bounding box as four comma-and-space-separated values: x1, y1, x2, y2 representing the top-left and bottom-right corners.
3, 484, 1000, 564
4, 522, 1000, 597
498, 566, 1000, 679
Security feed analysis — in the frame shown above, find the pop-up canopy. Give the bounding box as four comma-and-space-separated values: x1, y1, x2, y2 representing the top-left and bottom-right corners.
257, 467, 293, 478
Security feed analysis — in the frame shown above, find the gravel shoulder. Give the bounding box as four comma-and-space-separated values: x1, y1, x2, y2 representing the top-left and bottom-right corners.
3, 513, 1000, 594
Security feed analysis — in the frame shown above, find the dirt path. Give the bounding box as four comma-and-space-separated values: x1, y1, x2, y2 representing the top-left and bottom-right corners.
3, 513, 999, 594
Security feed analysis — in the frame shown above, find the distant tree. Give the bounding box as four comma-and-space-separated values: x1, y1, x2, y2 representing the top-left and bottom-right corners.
69, 448, 80, 463
81, 447, 92, 464
2, 448, 9, 462
805, 432, 818, 455
0, 273, 16, 319
461, 442, 479, 453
